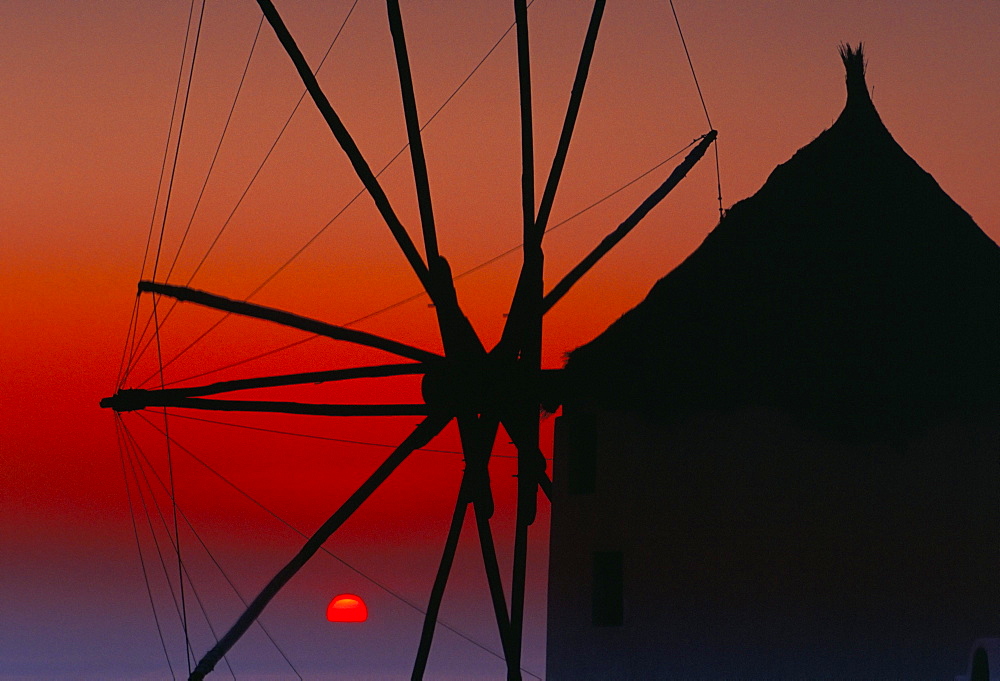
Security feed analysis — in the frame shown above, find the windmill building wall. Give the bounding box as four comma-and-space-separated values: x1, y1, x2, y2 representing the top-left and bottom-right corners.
546, 405, 1000, 680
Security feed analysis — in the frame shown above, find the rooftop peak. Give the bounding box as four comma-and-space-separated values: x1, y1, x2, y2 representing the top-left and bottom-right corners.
839, 42, 869, 102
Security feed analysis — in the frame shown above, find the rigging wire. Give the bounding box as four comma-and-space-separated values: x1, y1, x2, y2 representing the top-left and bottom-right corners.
153, 289, 192, 672
713, 139, 724, 220
667, 0, 710, 129
124, 422, 301, 680
122, 299, 158, 388
123, 0, 529, 385
162, 411, 547, 460
141, 0, 206, 645
127, 2, 209, 664
164, 15, 267, 284
165, 411, 458, 453
130, 411, 543, 680
116, 417, 177, 680
143, 0, 209, 668
182, 0, 361, 290
125, 427, 302, 679
124, 429, 239, 680
153, 136, 699, 389
246, 0, 531, 299
116, 297, 144, 391
667, 0, 724, 220
116, 0, 203, 390
121, 1, 721, 392
120, 10, 273, 388
121, 0, 361, 388
151, 0, 207, 286
122, 420, 190, 664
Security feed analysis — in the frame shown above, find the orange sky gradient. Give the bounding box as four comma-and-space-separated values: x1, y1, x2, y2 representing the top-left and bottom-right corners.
2, 1, 998, 678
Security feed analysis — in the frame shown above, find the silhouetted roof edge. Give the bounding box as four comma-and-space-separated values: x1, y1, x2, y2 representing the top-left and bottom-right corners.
562, 44, 1000, 442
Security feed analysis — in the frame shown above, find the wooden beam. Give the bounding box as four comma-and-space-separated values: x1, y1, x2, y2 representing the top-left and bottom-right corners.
542, 130, 717, 314
253, 0, 439, 303
457, 415, 516, 673
138, 281, 442, 363
386, 0, 438, 263
188, 413, 452, 681
534, 0, 606, 238
496, 0, 606, 360
500, 412, 548, 681
538, 470, 552, 502
474, 500, 515, 673
514, 0, 535, 247
384, 0, 485, 361
412, 479, 469, 680
107, 364, 426, 402
492, 0, 541, 362
105, 392, 430, 417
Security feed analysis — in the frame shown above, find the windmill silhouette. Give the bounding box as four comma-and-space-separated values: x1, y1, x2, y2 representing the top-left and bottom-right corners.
101, 1, 716, 679
549, 44, 1000, 679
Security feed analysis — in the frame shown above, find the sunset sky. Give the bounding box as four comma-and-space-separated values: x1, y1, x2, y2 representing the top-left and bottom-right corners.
2, 1, 998, 679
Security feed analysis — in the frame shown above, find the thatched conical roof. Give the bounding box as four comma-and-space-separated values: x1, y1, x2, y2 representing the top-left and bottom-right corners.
565, 45, 999, 439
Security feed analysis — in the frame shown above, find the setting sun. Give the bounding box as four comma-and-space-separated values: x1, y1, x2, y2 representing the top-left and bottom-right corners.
326, 594, 368, 623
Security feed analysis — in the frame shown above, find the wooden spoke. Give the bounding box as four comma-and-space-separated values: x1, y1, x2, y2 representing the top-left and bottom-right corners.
188, 412, 453, 681
424, 256, 487, 358
412, 479, 469, 680
456, 415, 497, 512
534, 0, 606, 236
493, 0, 541, 362
538, 470, 552, 502
111, 364, 426, 400
499, 412, 547, 681
386, 0, 438, 264
106, 393, 430, 417
138, 281, 442, 363
384, 0, 485, 360
496, 0, 605, 361
542, 130, 717, 314
254, 0, 440, 303
498, 415, 547, 525
507, 487, 531, 681
413, 413, 517, 680
514, 0, 536, 248
452, 414, 517, 674
474, 500, 515, 675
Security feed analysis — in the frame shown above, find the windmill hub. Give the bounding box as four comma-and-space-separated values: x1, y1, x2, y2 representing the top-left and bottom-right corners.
421, 358, 533, 414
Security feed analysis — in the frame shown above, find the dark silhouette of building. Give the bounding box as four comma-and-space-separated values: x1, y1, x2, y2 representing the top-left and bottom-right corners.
547, 45, 999, 680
